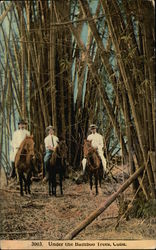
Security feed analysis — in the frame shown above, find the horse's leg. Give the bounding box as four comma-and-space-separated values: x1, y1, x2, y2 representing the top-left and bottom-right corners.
48, 170, 52, 196
51, 172, 54, 195
99, 174, 102, 188
90, 172, 93, 191
49, 175, 53, 196
99, 168, 102, 188
27, 171, 32, 194
95, 172, 98, 195
27, 179, 31, 194
49, 178, 51, 196
53, 171, 56, 196
51, 169, 56, 196
22, 174, 28, 194
52, 176, 56, 196
19, 172, 24, 196
59, 169, 63, 195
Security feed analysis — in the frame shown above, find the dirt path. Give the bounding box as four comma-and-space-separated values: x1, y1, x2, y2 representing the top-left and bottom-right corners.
0, 177, 155, 240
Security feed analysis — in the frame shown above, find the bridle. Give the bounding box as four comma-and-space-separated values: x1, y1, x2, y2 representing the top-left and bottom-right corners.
19, 139, 34, 157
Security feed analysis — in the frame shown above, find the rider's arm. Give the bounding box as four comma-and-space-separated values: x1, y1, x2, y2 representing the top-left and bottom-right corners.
87, 134, 92, 141
98, 134, 104, 148
47, 146, 55, 151
10, 131, 17, 148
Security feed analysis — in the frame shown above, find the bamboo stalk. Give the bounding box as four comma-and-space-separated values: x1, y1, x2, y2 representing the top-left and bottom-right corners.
50, 1, 57, 130
132, 153, 149, 200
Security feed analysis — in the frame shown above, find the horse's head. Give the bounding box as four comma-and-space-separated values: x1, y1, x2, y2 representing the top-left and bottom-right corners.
15, 135, 36, 170
56, 140, 68, 159
83, 140, 101, 173
83, 139, 93, 157
24, 135, 35, 159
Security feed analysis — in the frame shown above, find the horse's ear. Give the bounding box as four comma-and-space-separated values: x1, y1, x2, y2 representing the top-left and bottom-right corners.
30, 135, 34, 138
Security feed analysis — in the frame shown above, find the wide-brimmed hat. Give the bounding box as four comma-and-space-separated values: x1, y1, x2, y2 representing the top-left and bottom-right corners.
46, 125, 54, 133
18, 119, 27, 125
89, 124, 98, 130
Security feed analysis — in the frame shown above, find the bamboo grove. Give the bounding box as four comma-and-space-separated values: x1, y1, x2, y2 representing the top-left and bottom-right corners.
0, 0, 155, 201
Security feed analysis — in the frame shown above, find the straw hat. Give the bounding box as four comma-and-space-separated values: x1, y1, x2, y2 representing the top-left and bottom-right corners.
18, 119, 27, 125
45, 125, 54, 133
89, 124, 98, 130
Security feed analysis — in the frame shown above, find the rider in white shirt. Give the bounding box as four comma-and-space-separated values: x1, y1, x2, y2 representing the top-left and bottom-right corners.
43, 125, 59, 180
82, 124, 107, 175
10, 119, 30, 178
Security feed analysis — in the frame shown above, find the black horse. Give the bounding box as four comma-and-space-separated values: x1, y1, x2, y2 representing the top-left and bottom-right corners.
48, 140, 67, 196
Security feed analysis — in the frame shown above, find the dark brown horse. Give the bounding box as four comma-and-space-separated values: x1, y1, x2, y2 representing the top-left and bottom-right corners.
83, 139, 103, 195
48, 140, 68, 196
15, 135, 36, 196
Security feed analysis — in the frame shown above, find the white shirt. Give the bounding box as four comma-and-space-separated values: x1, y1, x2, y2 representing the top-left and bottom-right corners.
10, 129, 30, 162
87, 132, 104, 151
44, 134, 59, 150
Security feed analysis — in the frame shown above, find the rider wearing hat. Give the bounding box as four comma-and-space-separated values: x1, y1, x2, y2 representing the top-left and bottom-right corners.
82, 124, 107, 175
10, 119, 30, 178
43, 125, 59, 180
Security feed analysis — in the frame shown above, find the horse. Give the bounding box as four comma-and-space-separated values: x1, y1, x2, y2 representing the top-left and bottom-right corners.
83, 139, 103, 195
15, 135, 36, 196
48, 140, 68, 196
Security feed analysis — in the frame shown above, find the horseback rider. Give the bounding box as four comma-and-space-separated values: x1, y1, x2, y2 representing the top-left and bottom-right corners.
10, 119, 30, 178
43, 125, 59, 181
82, 124, 107, 175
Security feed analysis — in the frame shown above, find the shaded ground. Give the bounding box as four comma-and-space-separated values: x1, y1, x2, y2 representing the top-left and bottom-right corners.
0, 170, 156, 241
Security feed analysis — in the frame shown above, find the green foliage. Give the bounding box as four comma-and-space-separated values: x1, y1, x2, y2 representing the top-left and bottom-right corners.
60, 58, 71, 72
130, 193, 156, 218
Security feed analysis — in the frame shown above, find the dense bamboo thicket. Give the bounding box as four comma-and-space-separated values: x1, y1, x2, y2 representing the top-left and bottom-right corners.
0, 0, 155, 201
